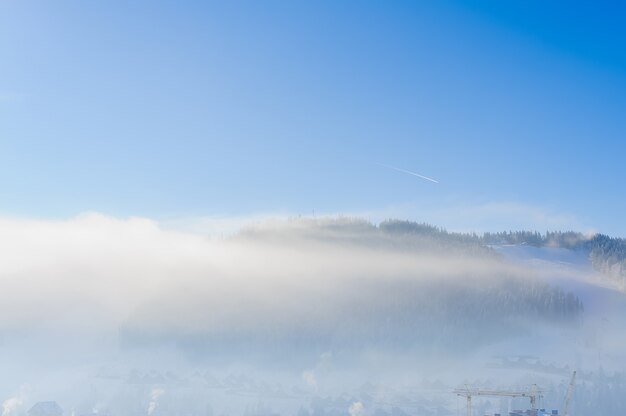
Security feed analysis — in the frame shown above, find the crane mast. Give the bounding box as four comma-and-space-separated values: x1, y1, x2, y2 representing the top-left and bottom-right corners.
563, 371, 576, 416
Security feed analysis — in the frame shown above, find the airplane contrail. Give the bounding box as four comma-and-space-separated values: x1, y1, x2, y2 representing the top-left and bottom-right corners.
378, 163, 439, 184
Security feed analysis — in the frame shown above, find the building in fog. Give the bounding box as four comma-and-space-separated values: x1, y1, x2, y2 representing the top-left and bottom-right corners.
28, 402, 63, 416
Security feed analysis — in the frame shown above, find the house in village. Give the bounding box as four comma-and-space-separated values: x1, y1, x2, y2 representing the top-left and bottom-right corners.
27, 402, 63, 416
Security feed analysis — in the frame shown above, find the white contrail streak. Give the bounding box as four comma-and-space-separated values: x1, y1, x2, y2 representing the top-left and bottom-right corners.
378, 163, 439, 184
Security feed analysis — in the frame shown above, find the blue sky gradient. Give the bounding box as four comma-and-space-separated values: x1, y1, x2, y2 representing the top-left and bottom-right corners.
1, 1, 625, 234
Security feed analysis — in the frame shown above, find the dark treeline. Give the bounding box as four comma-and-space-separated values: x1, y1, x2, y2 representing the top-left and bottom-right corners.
120, 276, 584, 364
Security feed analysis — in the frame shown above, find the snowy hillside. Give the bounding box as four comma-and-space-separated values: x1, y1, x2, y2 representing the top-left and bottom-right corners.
490, 243, 626, 365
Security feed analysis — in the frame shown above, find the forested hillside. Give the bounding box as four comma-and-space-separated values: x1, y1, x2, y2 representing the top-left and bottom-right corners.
374, 220, 626, 288
198, 218, 587, 358
481, 230, 626, 286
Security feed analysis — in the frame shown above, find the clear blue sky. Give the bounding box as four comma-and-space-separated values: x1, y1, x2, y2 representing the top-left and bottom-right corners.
1, 1, 625, 234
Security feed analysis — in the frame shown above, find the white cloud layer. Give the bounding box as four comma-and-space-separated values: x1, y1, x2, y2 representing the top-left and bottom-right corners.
0, 213, 523, 336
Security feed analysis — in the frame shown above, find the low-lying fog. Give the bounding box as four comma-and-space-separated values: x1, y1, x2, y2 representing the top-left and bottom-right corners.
0, 214, 624, 416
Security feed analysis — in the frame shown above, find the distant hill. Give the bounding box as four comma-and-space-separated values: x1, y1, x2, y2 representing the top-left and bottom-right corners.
375, 220, 626, 288
481, 230, 626, 288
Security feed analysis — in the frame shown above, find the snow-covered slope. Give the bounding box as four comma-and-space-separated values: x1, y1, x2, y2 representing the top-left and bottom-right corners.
492, 245, 593, 271
488, 244, 626, 373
